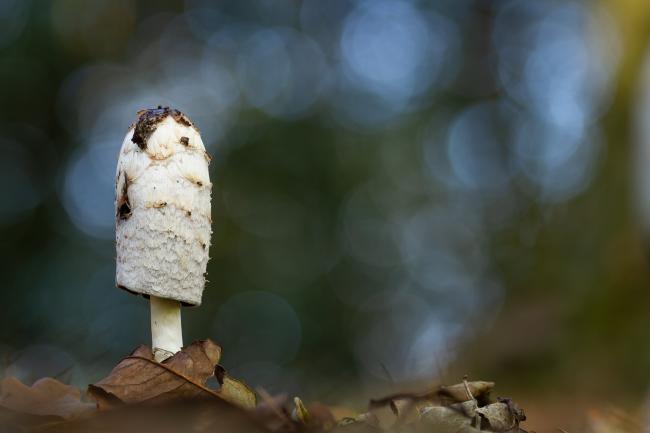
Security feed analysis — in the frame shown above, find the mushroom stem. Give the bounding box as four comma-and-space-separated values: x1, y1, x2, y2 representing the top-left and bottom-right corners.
150, 296, 183, 362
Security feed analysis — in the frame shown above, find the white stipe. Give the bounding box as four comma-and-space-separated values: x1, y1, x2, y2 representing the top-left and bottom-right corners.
150, 295, 183, 362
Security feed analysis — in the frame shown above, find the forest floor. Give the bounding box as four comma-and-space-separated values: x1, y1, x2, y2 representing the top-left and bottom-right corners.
0, 339, 642, 433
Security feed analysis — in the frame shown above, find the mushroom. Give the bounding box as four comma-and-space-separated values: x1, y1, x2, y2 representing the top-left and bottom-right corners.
115, 106, 212, 362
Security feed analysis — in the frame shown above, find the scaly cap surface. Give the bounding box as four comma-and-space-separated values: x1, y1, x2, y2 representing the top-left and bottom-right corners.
115, 107, 212, 306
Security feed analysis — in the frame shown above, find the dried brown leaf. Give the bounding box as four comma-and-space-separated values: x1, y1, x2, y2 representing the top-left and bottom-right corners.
438, 381, 495, 404
215, 365, 257, 409
0, 376, 95, 420
88, 340, 223, 409
418, 405, 481, 433
369, 380, 495, 411
476, 402, 518, 432
219, 376, 257, 409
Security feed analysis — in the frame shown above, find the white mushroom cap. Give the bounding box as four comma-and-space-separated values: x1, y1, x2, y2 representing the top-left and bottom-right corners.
115, 107, 212, 306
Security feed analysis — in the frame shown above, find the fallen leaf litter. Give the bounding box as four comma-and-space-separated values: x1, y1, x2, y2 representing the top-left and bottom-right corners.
0, 339, 533, 433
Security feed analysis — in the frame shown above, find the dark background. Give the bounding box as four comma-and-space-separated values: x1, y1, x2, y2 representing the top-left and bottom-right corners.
0, 0, 648, 428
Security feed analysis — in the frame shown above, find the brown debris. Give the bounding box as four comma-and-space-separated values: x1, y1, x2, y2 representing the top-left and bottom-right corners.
131, 106, 197, 150
117, 201, 131, 220
116, 171, 131, 220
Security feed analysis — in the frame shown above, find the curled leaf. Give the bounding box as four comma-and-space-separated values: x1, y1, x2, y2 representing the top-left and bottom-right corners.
88, 340, 223, 408
215, 365, 256, 409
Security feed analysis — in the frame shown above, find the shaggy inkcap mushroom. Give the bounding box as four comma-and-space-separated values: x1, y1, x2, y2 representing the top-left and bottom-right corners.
115, 106, 212, 361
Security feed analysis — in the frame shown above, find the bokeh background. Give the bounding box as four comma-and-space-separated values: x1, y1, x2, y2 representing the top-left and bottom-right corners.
1, 0, 649, 429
